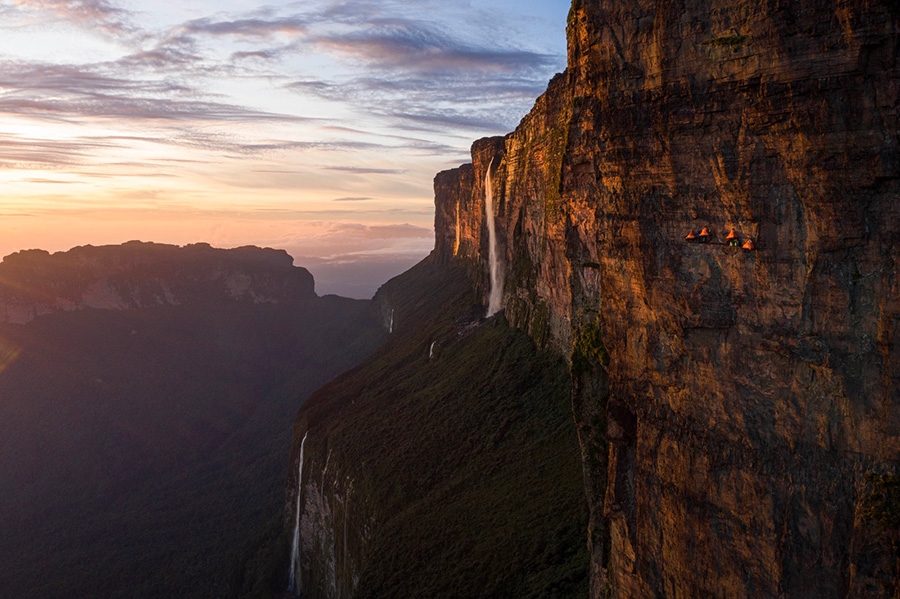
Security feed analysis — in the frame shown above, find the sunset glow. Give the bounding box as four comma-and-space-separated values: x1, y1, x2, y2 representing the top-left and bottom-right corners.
0, 0, 568, 295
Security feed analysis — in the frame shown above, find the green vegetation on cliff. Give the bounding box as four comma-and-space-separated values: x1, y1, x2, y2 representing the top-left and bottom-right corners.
237, 257, 589, 597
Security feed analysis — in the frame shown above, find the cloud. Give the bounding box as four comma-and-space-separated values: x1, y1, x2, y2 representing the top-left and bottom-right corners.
0, 135, 119, 167
0, 62, 170, 95
236, 139, 382, 153
182, 16, 308, 38
329, 222, 432, 239
303, 253, 425, 298
0, 92, 297, 125
1, 2, 564, 137
22, 178, 79, 184
0, 62, 304, 125
116, 38, 203, 71
6, 0, 136, 37
230, 49, 283, 62
288, 73, 550, 133
286, 221, 434, 297
325, 166, 406, 175
263, 2, 565, 133
312, 19, 557, 76
274, 221, 433, 259
0, 0, 566, 219
382, 109, 515, 133
282, 13, 563, 133
313, 124, 463, 156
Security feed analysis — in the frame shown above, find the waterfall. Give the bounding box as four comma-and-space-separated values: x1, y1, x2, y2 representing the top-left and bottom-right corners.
454, 200, 461, 256
289, 431, 309, 595
389, 309, 394, 334
485, 159, 503, 316
429, 340, 437, 359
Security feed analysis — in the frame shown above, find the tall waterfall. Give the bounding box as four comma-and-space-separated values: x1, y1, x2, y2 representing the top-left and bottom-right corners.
485, 159, 503, 317
454, 200, 461, 256
288, 431, 309, 595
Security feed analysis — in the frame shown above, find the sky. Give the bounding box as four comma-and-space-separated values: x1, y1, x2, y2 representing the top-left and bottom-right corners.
0, 0, 570, 297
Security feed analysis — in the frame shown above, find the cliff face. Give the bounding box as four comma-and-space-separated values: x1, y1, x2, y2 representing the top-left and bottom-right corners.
0, 241, 315, 323
431, 0, 900, 597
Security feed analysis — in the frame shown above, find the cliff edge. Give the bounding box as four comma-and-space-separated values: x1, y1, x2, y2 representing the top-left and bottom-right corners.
0, 241, 315, 324
279, 0, 899, 597
432, 0, 900, 597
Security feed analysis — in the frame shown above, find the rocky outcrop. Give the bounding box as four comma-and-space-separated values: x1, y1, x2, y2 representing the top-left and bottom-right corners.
0, 241, 316, 324
431, 0, 900, 597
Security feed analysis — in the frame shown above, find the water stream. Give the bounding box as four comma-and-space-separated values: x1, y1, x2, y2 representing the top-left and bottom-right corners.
289, 431, 309, 595
485, 159, 503, 316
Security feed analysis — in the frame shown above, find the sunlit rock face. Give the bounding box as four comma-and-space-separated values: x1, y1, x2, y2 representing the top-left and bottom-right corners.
432, 0, 900, 596
0, 241, 316, 323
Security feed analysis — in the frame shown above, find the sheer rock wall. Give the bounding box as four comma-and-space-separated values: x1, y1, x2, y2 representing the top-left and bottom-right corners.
432, 0, 900, 596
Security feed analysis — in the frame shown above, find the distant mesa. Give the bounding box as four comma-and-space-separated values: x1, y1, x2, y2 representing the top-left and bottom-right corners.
0, 241, 316, 324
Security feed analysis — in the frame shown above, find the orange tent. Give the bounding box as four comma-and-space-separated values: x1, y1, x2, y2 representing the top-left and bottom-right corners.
699, 227, 710, 237
685, 230, 697, 241
742, 239, 755, 251
726, 229, 738, 241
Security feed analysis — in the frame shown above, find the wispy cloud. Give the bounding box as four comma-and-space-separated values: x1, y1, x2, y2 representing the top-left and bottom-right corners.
0, 134, 118, 167
0, 0, 568, 267
311, 18, 557, 75
280, 10, 562, 132
282, 220, 434, 296
325, 166, 406, 175
182, 16, 308, 38
22, 178, 78, 184
230, 49, 283, 61
277, 221, 433, 261
5, 0, 136, 37
0, 2, 564, 139
0, 62, 312, 139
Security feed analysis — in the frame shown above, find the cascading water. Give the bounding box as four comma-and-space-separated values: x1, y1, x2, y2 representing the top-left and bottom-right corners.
484, 159, 503, 317
429, 340, 437, 359
288, 431, 309, 595
389, 309, 394, 334
454, 200, 461, 256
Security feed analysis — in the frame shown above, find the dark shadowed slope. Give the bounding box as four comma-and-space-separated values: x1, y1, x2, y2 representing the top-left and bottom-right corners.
0, 243, 387, 598
235, 256, 589, 598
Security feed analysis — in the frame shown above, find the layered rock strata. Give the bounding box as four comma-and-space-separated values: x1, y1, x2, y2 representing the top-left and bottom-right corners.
0, 241, 315, 324
430, 0, 900, 596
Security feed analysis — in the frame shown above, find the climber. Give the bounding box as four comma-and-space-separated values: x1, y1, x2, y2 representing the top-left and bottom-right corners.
742, 239, 755, 251
685, 230, 697, 242
698, 227, 710, 243
726, 229, 739, 247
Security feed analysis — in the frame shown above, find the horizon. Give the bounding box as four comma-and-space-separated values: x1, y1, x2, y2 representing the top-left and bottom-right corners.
0, 0, 570, 298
